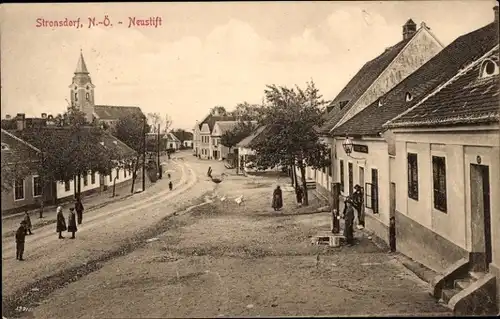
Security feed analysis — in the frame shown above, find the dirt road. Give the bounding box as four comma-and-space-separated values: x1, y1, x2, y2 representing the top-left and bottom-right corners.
16, 164, 451, 318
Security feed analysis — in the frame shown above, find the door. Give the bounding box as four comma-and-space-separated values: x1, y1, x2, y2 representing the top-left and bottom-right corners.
371, 168, 379, 214
359, 167, 364, 190
348, 162, 354, 195
470, 164, 492, 270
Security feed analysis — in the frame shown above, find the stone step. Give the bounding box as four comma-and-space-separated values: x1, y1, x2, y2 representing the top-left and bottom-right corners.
454, 277, 474, 290
441, 287, 461, 304
468, 271, 486, 280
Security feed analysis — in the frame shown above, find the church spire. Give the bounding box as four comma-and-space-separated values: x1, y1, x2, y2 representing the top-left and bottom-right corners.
75, 49, 89, 74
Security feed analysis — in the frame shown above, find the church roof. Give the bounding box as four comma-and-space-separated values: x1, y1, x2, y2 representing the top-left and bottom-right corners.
75, 51, 89, 74
94, 105, 144, 120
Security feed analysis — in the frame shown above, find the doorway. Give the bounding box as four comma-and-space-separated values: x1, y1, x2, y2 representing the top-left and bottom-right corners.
348, 162, 353, 195
470, 164, 492, 271
359, 167, 364, 190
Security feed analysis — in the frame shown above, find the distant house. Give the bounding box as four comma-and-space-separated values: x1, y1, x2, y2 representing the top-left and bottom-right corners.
1, 129, 47, 214
1, 117, 137, 215
235, 126, 282, 175
193, 109, 235, 159
163, 132, 181, 150
93, 105, 144, 130
211, 121, 238, 160
171, 130, 194, 149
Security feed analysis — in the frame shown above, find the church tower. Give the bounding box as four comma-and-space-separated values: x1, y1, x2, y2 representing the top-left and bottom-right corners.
69, 50, 95, 123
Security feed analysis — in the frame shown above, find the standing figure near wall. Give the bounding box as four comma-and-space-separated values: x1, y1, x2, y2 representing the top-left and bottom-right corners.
352, 185, 365, 229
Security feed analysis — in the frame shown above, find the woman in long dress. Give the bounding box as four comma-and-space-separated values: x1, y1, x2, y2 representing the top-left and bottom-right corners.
272, 186, 283, 211
56, 206, 67, 239
67, 207, 78, 239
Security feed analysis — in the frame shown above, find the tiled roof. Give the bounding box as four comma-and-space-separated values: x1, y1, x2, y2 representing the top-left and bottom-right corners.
333, 22, 499, 136
94, 105, 144, 120
385, 46, 499, 128
236, 125, 268, 148
198, 114, 236, 132
214, 121, 239, 136
171, 130, 193, 141
319, 34, 414, 133
12, 127, 136, 160
1, 129, 40, 163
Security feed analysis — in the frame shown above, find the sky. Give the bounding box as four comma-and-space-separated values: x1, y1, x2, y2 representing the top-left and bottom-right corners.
0, 1, 497, 131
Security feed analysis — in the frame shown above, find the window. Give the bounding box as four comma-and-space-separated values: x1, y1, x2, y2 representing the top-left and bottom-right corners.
405, 92, 413, 102
407, 153, 419, 200
74, 92, 78, 101
14, 178, 25, 200
64, 180, 71, 192
339, 160, 345, 192
83, 174, 88, 186
86, 86, 89, 90
432, 156, 447, 212
91, 172, 96, 184
481, 59, 499, 78
1, 142, 10, 151
86, 92, 90, 100
366, 168, 379, 214
348, 162, 354, 195
33, 176, 42, 197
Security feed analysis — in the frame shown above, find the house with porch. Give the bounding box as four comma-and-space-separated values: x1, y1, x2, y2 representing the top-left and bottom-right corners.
329, 19, 498, 253
383, 41, 499, 314
311, 18, 444, 200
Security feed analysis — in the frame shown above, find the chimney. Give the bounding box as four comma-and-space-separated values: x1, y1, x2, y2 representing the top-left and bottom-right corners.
403, 19, 417, 40
16, 113, 26, 131
494, 6, 499, 23
5, 114, 11, 120
41, 113, 47, 119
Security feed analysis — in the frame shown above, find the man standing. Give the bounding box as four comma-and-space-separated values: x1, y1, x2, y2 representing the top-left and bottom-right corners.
23, 211, 33, 235
352, 185, 365, 230
75, 196, 84, 225
16, 221, 27, 261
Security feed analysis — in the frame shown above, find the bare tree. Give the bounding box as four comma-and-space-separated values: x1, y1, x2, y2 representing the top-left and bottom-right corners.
163, 114, 172, 134
147, 113, 162, 133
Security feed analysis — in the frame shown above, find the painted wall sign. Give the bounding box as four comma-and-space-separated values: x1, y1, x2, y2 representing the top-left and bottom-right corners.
353, 144, 369, 154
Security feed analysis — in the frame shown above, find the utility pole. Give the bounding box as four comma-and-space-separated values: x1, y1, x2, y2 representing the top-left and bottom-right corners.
142, 115, 146, 191
157, 123, 162, 179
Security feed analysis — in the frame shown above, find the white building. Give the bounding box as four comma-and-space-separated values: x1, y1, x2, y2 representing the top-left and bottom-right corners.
311, 18, 445, 201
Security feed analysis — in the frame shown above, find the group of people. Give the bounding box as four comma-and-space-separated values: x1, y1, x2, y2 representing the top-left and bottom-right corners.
15, 196, 85, 261
56, 196, 84, 240
342, 184, 364, 246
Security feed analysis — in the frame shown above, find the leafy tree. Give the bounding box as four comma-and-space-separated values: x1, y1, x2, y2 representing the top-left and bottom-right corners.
220, 121, 257, 154
251, 81, 331, 205
114, 112, 150, 193
230, 102, 263, 121
210, 106, 228, 116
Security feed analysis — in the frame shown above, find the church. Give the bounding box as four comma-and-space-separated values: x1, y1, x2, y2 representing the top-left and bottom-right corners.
69, 50, 144, 127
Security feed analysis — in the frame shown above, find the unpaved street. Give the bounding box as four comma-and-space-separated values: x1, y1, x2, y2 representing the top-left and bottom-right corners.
6, 155, 452, 318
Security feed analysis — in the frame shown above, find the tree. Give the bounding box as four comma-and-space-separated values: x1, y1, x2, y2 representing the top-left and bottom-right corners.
220, 121, 257, 154
251, 81, 331, 206
210, 106, 228, 116
147, 113, 162, 133
230, 102, 263, 121
1, 147, 33, 193
114, 113, 150, 193
163, 114, 172, 134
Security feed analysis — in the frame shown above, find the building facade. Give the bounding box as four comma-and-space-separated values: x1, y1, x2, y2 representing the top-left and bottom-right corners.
311, 18, 445, 200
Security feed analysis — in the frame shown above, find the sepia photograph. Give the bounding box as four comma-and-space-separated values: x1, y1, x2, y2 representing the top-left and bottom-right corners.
1, 1, 499, 318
